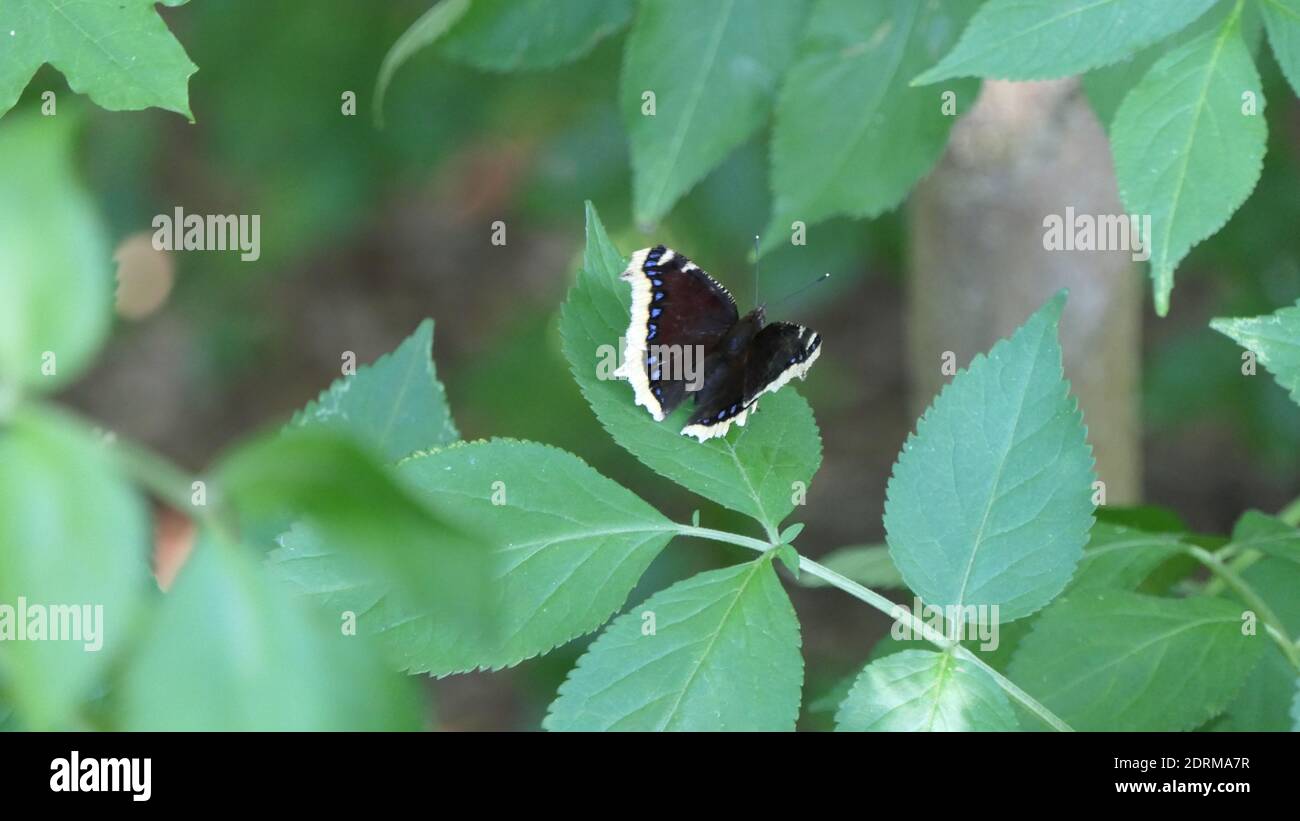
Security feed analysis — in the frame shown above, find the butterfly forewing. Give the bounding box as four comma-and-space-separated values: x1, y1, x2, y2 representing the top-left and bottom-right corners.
616, 245, 738, 420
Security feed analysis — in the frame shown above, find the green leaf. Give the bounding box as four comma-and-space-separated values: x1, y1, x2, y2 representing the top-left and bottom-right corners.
1009, 590, 1266, 731
884, 292, 1095, 621
778, 522, 805, 544
806, 674, 855, 714
1211, 299, 1300, 407
561, 203, 823, 533
835, 649, 1017, 731
544, 557, 802, 731
913, 0, 1218, 85
761, 0, 977, 255
0, 0, 196, 120
291, 319, 458, 463
1083, 1, 1262, 130
374, 0, 472, 126
1113, 10, 1266, 316
269, 524, 423, 675
274, 439, 676, 675
119, 532, 422, 730
1210, 557, 1300, 730
1228, 510, 1300, 566
622, 0, 808, 226
1084, 53, 1163, 132
219, 429, 488, 634
1068, 522, 1186, 593
438, 0, 632, 72
1210, 645, 1298, 731
1094, 503, 1188, 534
1293, 678, 1300, 731
800, 544, 905, 590
1260, 0, 1300, 96
398, 439, 676, 671
0, 696, 16, 730
0, 409, 150, 729
0, 114, 112, 407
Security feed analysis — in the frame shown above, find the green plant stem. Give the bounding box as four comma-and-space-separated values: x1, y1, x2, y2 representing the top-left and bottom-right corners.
1206, 493, 1300, 646
674, 523, 1075, 732
676, 525, 772, 553
1182, 544, 1300, 671
112, 436, 200, 513
112, 437, 240, 545
40, 400, 235, 543
1203, 549, 1257, 596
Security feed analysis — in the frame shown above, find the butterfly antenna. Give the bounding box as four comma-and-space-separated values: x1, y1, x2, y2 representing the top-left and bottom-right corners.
752, 234, 761, 309
768, 273, 831, 312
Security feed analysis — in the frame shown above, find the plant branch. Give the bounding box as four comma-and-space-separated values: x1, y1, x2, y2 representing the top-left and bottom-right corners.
112, 436, 201, 514
40, 400, 235, 544
675, 525, 774, 553
674, 522, 1075, 732
1206, 495, 1300, 596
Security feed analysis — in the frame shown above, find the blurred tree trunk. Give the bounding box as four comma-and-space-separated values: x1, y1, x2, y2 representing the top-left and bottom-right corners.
907, 79, 1141, 503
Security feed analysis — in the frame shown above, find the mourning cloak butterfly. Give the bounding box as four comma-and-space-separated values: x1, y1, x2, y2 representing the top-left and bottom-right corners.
613, 244, 822, 442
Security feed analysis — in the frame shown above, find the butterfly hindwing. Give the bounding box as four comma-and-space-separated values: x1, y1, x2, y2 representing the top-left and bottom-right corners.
680, 321, 821, 442
615, 245, 738, 420
681, 349, 753, 442
742, 322, 822, 407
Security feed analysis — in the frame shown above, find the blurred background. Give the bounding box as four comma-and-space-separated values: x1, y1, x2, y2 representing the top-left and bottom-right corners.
10, 1, 1298, 728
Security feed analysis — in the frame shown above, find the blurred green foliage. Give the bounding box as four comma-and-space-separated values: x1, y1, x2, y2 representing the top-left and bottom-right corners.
1, 0, 1298, 730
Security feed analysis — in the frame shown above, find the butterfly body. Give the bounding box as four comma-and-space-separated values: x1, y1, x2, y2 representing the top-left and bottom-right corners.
613, 245, 821, 442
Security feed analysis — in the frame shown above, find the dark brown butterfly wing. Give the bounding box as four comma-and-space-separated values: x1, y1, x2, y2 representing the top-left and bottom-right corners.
741, 322, 822, 407
681, 322, 821, 442
683, 349, 751, 436
617, 245, 738, 420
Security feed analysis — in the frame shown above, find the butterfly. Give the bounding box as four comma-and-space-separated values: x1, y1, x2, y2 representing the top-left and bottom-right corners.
613, 244, 822, 442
